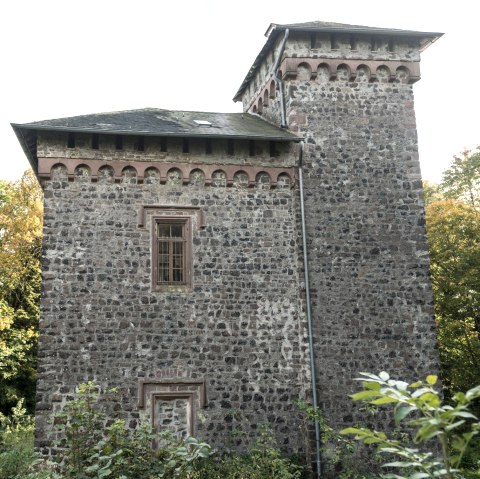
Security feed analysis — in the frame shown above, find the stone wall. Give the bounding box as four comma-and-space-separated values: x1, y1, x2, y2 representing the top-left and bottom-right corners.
36, 157, 311, 455
243, 32, 440, 434
294, 77, 439, 429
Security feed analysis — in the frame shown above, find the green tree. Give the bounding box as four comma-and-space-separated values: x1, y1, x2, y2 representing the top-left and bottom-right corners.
424, 148, 480, 398
0, 170, 43, 415
441, 148, 480, 211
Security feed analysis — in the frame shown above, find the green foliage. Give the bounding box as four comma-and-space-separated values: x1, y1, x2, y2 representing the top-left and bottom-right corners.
157, 433, 212, 478
53, 381, 212, 479
0, 399, 61, 479
0, 427, 37, 479
424, 148, 480, 398
191, 424, 303, 479
297, 400, 381, 479
0, 170, 43, 415
341, 372, 480, 479
441, 148, 480, 210
0, 399, 35, 479
50, 382, 303, 478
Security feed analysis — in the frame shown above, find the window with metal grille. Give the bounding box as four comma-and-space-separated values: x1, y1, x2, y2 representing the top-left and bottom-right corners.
152, 218, 191, 290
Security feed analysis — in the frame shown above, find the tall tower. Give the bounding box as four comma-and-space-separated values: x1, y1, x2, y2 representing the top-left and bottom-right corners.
234, 21, 443, 430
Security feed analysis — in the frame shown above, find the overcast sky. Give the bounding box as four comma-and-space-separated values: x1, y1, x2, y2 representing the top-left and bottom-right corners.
2, 0, 478, 183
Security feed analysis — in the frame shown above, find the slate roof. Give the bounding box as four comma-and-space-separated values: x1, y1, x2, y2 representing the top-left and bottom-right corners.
233, 21, 443, 102
12, 108, 301, 171
264, 21, 443, 38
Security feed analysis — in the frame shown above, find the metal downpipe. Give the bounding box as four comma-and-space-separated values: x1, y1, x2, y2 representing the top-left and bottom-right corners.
271, 29, 321, 474
298, 144, 322, 478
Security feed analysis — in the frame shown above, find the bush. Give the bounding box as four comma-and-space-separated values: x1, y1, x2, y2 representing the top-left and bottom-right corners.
53, 382, 212, 478
191, 425, 303, 479
0, 384, 314, 478
0, 399, 61, 479
341, 372, 480, 479
0, 428, 35, 479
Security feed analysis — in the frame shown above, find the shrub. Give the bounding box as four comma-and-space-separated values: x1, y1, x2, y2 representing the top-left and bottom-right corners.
54, 382, 211, 478
191, 425, 303, 479
341, 372, 480, 479
0, 399, 61, 479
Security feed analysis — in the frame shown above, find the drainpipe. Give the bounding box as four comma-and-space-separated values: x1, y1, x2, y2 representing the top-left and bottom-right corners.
298, 143, 322, 478
271, 28, 322, 475
271, 28, 289, 128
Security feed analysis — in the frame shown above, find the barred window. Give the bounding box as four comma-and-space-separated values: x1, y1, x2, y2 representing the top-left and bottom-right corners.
152, 218, 191, 290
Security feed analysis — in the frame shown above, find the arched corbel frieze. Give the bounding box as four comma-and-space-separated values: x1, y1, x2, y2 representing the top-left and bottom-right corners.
38, 157, 296, 190
277, 57, 419, 84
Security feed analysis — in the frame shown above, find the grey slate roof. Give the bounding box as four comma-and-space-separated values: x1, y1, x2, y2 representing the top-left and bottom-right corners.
12, 108, 301, 171
264, 21, 443, 39
233, 21, 443, 102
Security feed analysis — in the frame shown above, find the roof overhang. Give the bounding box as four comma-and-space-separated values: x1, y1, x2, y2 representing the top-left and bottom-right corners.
11, 109, 302, 173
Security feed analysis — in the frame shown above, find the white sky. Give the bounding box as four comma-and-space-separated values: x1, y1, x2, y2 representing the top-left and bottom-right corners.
2, 0, 478, 183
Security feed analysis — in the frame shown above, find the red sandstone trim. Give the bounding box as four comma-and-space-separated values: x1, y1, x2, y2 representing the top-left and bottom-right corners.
38, 157, 296, 189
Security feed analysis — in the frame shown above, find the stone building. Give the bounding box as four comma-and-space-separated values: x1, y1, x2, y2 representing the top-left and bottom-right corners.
12, 21, 442, 465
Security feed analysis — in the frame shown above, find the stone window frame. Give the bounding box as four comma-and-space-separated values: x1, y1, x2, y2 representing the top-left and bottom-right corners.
138, 379, 207, 442
151, 216, 192, 293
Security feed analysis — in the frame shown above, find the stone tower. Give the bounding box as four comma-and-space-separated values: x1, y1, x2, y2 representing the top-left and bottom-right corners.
234, 21, 442, 429
12, 20, 442, 469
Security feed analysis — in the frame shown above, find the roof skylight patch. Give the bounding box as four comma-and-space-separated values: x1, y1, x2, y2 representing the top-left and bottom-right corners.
193, 120, 212, 127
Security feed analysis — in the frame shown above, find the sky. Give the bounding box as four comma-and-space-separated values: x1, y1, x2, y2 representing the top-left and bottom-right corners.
1, 0, 478, 183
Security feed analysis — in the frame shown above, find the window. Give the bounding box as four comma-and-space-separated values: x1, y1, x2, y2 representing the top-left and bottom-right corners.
134, 135, 145, 151
160, 137, 167, 152
91, 133, 99, 150
227, 139, 234, 156
205, 139, 212, 155
137, 378, 207, 445
115, 135, 123, 150
269, 141, 278, 158
249, 140, 255, 157
152, 218, 191, 291
67, 133, 75, 148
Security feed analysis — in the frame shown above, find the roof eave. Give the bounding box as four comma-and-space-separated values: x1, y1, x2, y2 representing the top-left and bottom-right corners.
271, 23, 443, 38
12, 123, 301, 142
11, 124, 38, 173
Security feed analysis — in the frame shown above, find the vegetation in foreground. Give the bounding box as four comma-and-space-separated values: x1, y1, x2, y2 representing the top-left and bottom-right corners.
341, 372, 480, 479
2, 373, 480, 478
0, 381, 305, 479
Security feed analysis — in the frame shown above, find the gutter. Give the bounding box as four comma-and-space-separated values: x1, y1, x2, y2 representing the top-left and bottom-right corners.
298, 143, 322, 478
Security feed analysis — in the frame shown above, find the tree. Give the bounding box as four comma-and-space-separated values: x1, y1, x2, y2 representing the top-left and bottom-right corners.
0, 170, 43, 414
441, 147, 480, 211
424, 148, 480, 398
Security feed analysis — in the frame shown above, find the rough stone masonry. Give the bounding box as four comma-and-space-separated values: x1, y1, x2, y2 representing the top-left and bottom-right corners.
12, 20, 442, 464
